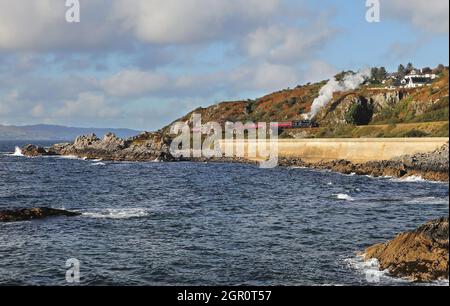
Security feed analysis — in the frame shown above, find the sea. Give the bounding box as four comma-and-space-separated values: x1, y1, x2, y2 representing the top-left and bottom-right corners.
0, 140, 448, 286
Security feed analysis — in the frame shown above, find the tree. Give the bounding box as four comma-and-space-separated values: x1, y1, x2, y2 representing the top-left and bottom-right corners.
378, 67, 387, 78
371, 67, 387, 82
422, 67, 432, 74
397, 64, 406, 77
406, 62, 414, 74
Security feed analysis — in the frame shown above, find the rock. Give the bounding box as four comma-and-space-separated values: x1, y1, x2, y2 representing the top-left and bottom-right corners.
0, 207, 81, 223
21, 144, 54, 157
73, 133, 101, 149
46, 131, 176, 162
363, 217, 449, 282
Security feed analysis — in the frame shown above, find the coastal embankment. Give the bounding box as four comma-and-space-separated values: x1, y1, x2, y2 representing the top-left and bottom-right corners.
221, 137, 449, 163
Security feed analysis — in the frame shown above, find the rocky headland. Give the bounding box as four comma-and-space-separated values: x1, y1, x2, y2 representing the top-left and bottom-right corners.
22, 132, 174, 162
0, 207, 81, 223
363, 217, 449, 282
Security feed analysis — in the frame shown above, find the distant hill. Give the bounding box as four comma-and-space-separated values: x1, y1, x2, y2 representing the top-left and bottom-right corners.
0, 124, 141, 141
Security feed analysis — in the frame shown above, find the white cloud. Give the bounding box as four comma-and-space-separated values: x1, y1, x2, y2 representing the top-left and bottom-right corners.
0, 0, 117, 51
384, 0, 449, 34
102, 70, 170, 97
0, 0, 282, 50
112, 0, 281, 44
243, 22, 336, 63
54, 92, 120, 119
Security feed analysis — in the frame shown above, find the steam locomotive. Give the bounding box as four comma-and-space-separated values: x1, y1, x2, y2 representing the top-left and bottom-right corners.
270, 119, 319, 129
235, 120, 318, 130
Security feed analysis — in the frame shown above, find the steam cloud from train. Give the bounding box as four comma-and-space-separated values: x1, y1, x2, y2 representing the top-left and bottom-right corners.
307, 68, 372, 119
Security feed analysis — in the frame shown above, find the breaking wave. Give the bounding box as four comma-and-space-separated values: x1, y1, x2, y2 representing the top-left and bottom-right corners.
82, 208, 150, 219
91, 162, 106, 166
3, 146, 25, 157
334, 193, 354, 201
344, 255, 400, 284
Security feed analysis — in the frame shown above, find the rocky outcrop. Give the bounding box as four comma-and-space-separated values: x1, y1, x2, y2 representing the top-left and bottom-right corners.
21, 144, 56, 157
363, 217, 449, 282
0, 207, 81, 223
23, 131, 175, 162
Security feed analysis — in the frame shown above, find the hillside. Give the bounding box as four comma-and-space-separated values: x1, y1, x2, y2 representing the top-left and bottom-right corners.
163, 66, 449, 138
0, 124, 140, 141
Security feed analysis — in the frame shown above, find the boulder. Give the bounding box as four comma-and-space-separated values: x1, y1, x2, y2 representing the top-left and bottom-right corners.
363, 217, 449, 282
21, 144, 53, 157
0, 207, 81, 223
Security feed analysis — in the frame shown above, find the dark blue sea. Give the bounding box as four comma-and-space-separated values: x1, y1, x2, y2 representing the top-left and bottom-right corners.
0, 141, 448, 286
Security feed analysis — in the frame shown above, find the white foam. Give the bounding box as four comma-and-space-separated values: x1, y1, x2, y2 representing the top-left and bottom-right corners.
334, 193, 354, 201
389, 175, 444, 184
344, 255, 397, 284
91, 162, 106, 166
13, 146, 24, 156
399, 175, 426, 182
82, 208, 149, 219
58, 155, 82, 160
6, 146, 25, 157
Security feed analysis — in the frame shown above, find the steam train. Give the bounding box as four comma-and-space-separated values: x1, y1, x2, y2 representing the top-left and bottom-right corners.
271, 119, 319, 129
242, 120, 319, 129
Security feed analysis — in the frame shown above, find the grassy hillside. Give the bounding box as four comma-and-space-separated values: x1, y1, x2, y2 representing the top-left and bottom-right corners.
162, 66, 449, 138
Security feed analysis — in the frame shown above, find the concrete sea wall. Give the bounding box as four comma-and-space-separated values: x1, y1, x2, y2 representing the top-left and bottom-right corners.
220, 138, 449, 163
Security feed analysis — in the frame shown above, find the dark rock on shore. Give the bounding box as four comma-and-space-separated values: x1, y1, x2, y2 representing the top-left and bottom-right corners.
21, 144, 56, 157
363, 217, 449, 282
0, 207, 81, 223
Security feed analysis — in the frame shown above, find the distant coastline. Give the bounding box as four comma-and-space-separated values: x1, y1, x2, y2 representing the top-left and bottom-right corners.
0, 124, 140, 141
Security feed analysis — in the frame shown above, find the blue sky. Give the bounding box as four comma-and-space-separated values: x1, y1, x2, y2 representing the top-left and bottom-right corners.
0, 0, 448, 130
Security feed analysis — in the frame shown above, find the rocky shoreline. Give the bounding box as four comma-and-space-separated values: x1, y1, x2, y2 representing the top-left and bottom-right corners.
21, 133, 449, 182
363, 217, 449, 282
278, 142, 449, 182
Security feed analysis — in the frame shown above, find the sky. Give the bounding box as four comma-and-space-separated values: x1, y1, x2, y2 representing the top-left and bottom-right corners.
0, 0, 448, 130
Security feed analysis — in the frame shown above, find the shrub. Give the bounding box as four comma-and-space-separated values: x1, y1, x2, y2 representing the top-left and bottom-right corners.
403, 129, 428, 137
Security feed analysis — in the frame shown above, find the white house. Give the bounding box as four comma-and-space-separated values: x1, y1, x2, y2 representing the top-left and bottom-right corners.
401, 69, 437, 88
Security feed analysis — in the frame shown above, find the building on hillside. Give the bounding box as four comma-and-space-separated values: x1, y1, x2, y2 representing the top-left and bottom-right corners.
401, 69, 437, 88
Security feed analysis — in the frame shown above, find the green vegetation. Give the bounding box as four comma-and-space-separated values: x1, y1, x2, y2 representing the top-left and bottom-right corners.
309, 121, 448, 138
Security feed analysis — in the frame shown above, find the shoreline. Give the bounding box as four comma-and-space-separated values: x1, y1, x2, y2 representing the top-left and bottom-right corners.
18, 134, 449, 182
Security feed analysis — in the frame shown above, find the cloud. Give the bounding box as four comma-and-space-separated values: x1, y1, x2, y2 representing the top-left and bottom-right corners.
0, 0, 282, 51
112, 0, 281, 44
53, 92, 120, 119
0, 0, 120, 51
101, 70, 170, 97
384, 0, 449, 34
242, 20, 336, 63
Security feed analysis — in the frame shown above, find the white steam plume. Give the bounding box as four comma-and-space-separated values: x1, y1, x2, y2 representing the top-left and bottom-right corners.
308, 68, 371, 119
